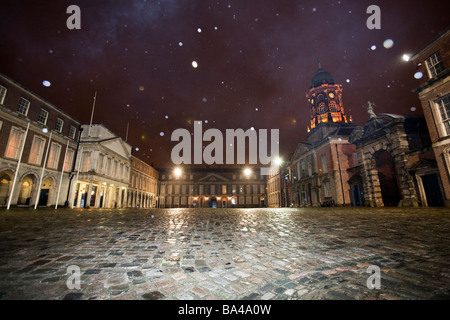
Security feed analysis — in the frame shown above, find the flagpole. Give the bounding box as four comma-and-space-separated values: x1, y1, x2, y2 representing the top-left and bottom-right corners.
125, 122, 129, 142
88, 91, 97, 137
72, 147, 83, 208
7, 122, 30, 210
55, 140, 70, 209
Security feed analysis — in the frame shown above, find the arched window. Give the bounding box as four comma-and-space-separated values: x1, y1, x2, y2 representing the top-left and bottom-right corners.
318, 102, 326, 114
329, 100, 338, 112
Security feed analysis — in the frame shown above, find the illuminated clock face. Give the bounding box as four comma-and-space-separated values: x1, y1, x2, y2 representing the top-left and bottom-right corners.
329, 92, 335, 98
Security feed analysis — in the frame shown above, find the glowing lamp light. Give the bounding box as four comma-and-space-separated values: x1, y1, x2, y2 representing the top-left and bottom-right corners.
174, 167, 182, 178
192, 61, 198, 68
244, 168, 252, 177
402, 54, 411, 62
274, 157, 283, 166
42, 80, 51, 87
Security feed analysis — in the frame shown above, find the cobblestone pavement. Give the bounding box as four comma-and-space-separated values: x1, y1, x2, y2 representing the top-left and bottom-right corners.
0, 207, 449, 300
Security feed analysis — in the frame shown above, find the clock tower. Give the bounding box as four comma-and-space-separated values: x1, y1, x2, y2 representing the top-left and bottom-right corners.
306, 60, 350, 135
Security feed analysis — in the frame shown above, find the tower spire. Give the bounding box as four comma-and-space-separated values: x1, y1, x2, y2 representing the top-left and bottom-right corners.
317, 58, 322, 70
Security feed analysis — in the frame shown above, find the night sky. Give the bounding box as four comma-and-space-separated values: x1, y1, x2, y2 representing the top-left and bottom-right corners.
1, 0, 449, 168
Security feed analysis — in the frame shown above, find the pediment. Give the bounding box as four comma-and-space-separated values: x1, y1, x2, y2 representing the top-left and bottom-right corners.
100, 138, 132, 159
198, 173, 230, 182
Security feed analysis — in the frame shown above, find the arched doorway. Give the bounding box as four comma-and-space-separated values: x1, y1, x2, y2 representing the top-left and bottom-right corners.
375, 150, 401, 206
209, 196, 217, 208
348, 175, 364, 206
18, 174, 36, 206
0, 171, 13, 206
38, 176, 55, 206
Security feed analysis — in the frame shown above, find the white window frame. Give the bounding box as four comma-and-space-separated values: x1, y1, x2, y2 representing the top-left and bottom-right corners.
37, 109, 49, 125
17, 98, 30, 116
435, 95, 450, 137
69, 125, 77, 139
426, 51, 445, 78
0, 85, 7, 105
55, 118, 64, 133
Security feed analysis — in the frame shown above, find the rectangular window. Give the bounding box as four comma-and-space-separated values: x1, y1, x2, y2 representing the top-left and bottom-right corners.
0, 85, 7, 104
5, 127, 25, 159
47, 143, 61, 169
426, 52, 445, 78
97, 154, 104, 173
181, 184, 187, 194
199, 184, 204, 195
436, 95, 450, 136
64, 149, 74, 172
55, 118, 64, 133
37, 109, 49, 125
28, 136, 45, 165
321, 154, 328, 173
239, 185, 244, 194
17, 98, 30, 116
175, 184, 180, 194
69, 125, 77, 139
324, 181, 331, 198
81, 151, 91, 172
210, 184, 215, 195
222, 185, 227, 194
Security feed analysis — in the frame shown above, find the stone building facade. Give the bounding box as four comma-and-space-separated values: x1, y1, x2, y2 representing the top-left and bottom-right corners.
0, 73, 80, 208
286, 62, 359, 207
70, 123, 132, 209
158, 167, 267, 208
128, 155, 159, 208
349, 113, 440, 207
410, 27, 450, 207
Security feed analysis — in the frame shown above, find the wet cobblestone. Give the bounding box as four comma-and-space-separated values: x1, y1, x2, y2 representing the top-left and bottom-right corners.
0, 207, 449, 300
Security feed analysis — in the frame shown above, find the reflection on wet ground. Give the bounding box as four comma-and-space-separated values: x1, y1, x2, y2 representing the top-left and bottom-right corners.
0, 207, 449, 300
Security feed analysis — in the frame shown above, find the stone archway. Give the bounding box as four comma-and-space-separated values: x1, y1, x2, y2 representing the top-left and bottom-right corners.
38, 176, 55, 206
18, 174, 37, 206
0, 170, 14, 206
374, 150, 401, 206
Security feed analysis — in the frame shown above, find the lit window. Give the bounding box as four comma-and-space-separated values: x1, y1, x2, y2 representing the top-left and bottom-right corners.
0, 85, 7, 104
47, 143, 61, 169
5, 127, 25, 159
17, 98, 30, 116
81, 151, 91, 172
64, 149, 74, 172
37, 109, 49, 125
318, 102, 326, 114
436, 95, 450, 136
55, 118, 64, 133
426, 52, 445, 78
329, 101, 338, 112
29, 136, 45, 165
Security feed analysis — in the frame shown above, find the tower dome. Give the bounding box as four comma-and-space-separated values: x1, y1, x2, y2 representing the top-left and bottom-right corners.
310, 60, 335, 89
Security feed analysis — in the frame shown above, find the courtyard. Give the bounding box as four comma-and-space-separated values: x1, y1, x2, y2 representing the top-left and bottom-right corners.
0, 207, 449, 300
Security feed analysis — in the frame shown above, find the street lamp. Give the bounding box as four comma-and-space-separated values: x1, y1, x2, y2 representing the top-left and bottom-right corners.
244, 168, 252, 177
174, 167, 182, 178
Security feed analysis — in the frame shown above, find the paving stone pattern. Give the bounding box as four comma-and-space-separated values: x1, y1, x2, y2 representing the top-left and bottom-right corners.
0, 207, 449, 300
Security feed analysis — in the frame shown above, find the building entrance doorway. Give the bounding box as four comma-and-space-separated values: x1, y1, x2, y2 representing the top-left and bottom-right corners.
375, 150, 401, 206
